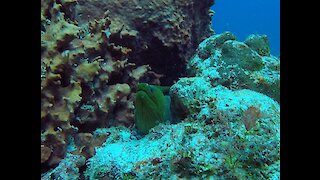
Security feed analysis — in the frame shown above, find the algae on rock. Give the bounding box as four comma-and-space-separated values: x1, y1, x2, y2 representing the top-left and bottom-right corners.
187, 32, 280, 102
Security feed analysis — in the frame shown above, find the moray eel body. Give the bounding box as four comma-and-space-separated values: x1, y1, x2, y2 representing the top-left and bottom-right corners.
135, 83, 169, 134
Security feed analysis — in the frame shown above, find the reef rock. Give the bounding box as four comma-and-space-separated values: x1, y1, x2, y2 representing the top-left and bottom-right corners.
85, 77, 280, 178
41, 153, 86, 180
170, 77, 279, 122
74, 0, 215, 85
187, 32, 280, 102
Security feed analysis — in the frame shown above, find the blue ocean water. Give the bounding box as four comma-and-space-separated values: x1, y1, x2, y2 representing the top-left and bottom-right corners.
211, 0, 280, 56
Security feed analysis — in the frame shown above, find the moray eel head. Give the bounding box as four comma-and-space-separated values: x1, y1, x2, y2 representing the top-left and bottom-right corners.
134, 83, 165, 134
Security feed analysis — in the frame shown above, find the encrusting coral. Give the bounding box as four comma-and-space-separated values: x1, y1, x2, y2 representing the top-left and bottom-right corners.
187, 32, 280, 102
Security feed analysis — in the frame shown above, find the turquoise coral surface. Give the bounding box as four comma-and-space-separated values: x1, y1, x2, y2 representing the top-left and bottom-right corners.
85, 78, 280, 179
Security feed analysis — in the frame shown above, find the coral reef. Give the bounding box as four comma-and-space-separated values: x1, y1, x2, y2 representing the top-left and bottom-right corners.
41, 153, 86, 180
41, 0, 159, 169
170, 77, 279, 123
85, 77, 280, 179
74, 0, 215, 85
41, 0, 280, 179
187, 32, 280, 102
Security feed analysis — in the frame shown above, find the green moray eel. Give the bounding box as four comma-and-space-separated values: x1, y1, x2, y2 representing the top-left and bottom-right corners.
135, 83, 170, 134
153, 85, 170, 95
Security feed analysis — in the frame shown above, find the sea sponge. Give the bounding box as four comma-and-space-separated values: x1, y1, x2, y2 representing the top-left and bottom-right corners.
134, 83, 166, 134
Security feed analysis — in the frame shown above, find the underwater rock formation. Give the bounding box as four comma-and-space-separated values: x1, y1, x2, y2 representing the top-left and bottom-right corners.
74, 0, 215, 85
187, 32, 280, 102
85, 77, 280, 178
170, 77, 279, 122
41, 0, 280, 179
83, 43, 280, 177
41, 0, 216, 171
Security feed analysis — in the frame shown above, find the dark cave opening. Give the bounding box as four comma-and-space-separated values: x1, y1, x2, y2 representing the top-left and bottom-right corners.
41, 163, 54, 175
108, 30, 187, 86
130, 37, 186, 86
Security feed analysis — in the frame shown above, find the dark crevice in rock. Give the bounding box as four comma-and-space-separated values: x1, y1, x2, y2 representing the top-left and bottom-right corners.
129, 37, 184, 86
